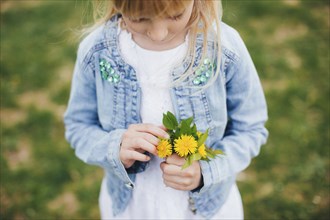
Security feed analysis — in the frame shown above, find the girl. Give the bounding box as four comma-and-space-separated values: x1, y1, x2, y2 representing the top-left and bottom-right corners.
64, 0, 268, 219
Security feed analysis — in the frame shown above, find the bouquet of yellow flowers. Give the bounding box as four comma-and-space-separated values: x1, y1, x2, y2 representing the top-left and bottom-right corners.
157, 111, 224, 169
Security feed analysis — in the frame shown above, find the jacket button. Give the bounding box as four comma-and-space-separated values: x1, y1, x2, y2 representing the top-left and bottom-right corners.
125, 182, 134, 189
188, 197, 196, 214
190, 206, 197, 214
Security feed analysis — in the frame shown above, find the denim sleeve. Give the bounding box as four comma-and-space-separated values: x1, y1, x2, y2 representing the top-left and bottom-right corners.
63, 46, 134, 186
199, 34, 269, 193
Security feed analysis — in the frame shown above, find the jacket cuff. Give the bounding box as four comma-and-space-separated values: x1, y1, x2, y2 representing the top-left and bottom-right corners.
126, 156, 150, 174
196, 155, 232, 194
106, 129, 135, 188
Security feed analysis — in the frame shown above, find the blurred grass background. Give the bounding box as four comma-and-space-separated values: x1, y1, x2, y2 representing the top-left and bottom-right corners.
0, 0, 329, 219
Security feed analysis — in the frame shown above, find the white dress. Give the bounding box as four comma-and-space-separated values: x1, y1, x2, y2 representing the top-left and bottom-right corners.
99, 27, 244, 220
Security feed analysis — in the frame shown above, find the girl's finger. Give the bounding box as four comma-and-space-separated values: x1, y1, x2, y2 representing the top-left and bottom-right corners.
137, 132, 160, 146
163, 180, 188, 191
163, 173, 192, 187
129, 138, 158, 156
160, 162, 183, 176
126, 150, 151, 162
130, 124, 169, 139
158, 124, 167, 131
165, 154, 185, 166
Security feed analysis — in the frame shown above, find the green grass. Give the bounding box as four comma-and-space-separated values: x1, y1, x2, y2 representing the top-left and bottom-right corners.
222, 1, 329, 219
1, 0, 329, 219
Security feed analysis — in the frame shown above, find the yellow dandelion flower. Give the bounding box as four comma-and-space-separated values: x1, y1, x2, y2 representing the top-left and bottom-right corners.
196, 131, 202, 138
174, 135, 198, 157
157, 139, 172, 158
198, 144, 207, 158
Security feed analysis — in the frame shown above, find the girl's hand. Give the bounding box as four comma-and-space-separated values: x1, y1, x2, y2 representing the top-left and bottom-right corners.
160, 154, 202, 191
120, 124, 169, 169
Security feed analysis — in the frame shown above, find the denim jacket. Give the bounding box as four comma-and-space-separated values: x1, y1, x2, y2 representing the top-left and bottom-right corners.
64, 15, 268, 219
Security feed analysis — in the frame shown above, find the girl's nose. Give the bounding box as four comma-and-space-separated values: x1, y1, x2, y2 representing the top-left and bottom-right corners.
147, 23, 168, 42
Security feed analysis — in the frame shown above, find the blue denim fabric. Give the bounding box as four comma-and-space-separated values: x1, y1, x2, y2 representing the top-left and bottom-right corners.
64, 15, 268, 219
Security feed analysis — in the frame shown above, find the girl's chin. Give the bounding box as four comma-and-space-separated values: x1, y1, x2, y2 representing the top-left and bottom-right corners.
145, 36, 186, 49
146, 36, 175, 44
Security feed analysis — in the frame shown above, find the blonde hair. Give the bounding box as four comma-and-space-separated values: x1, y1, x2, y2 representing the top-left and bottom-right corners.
87, 0, 222, 89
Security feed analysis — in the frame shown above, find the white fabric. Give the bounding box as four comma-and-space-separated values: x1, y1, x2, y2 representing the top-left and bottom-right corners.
99, 27, 244, 219
100, 177, 243, 220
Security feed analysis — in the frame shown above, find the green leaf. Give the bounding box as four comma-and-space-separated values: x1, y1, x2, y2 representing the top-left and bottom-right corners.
191, 124, 197, 134
191, 153, 202, 161
166, 111, 178, 125
162, 111, 178, 130
197, 129, 209, 146
205, 148, 216, 158
205, 148, 213, 154
201, 157, 211, 162
172, 128, 180, 138
182, 156, 193, 170
180, 119, 191, 135
184, 117, 194, 127
206, 152, 215, 159
212, 149, 224, 155
206, 147, 224, 156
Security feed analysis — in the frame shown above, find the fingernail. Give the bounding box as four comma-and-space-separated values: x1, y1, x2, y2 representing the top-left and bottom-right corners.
165, 134, 170, 139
